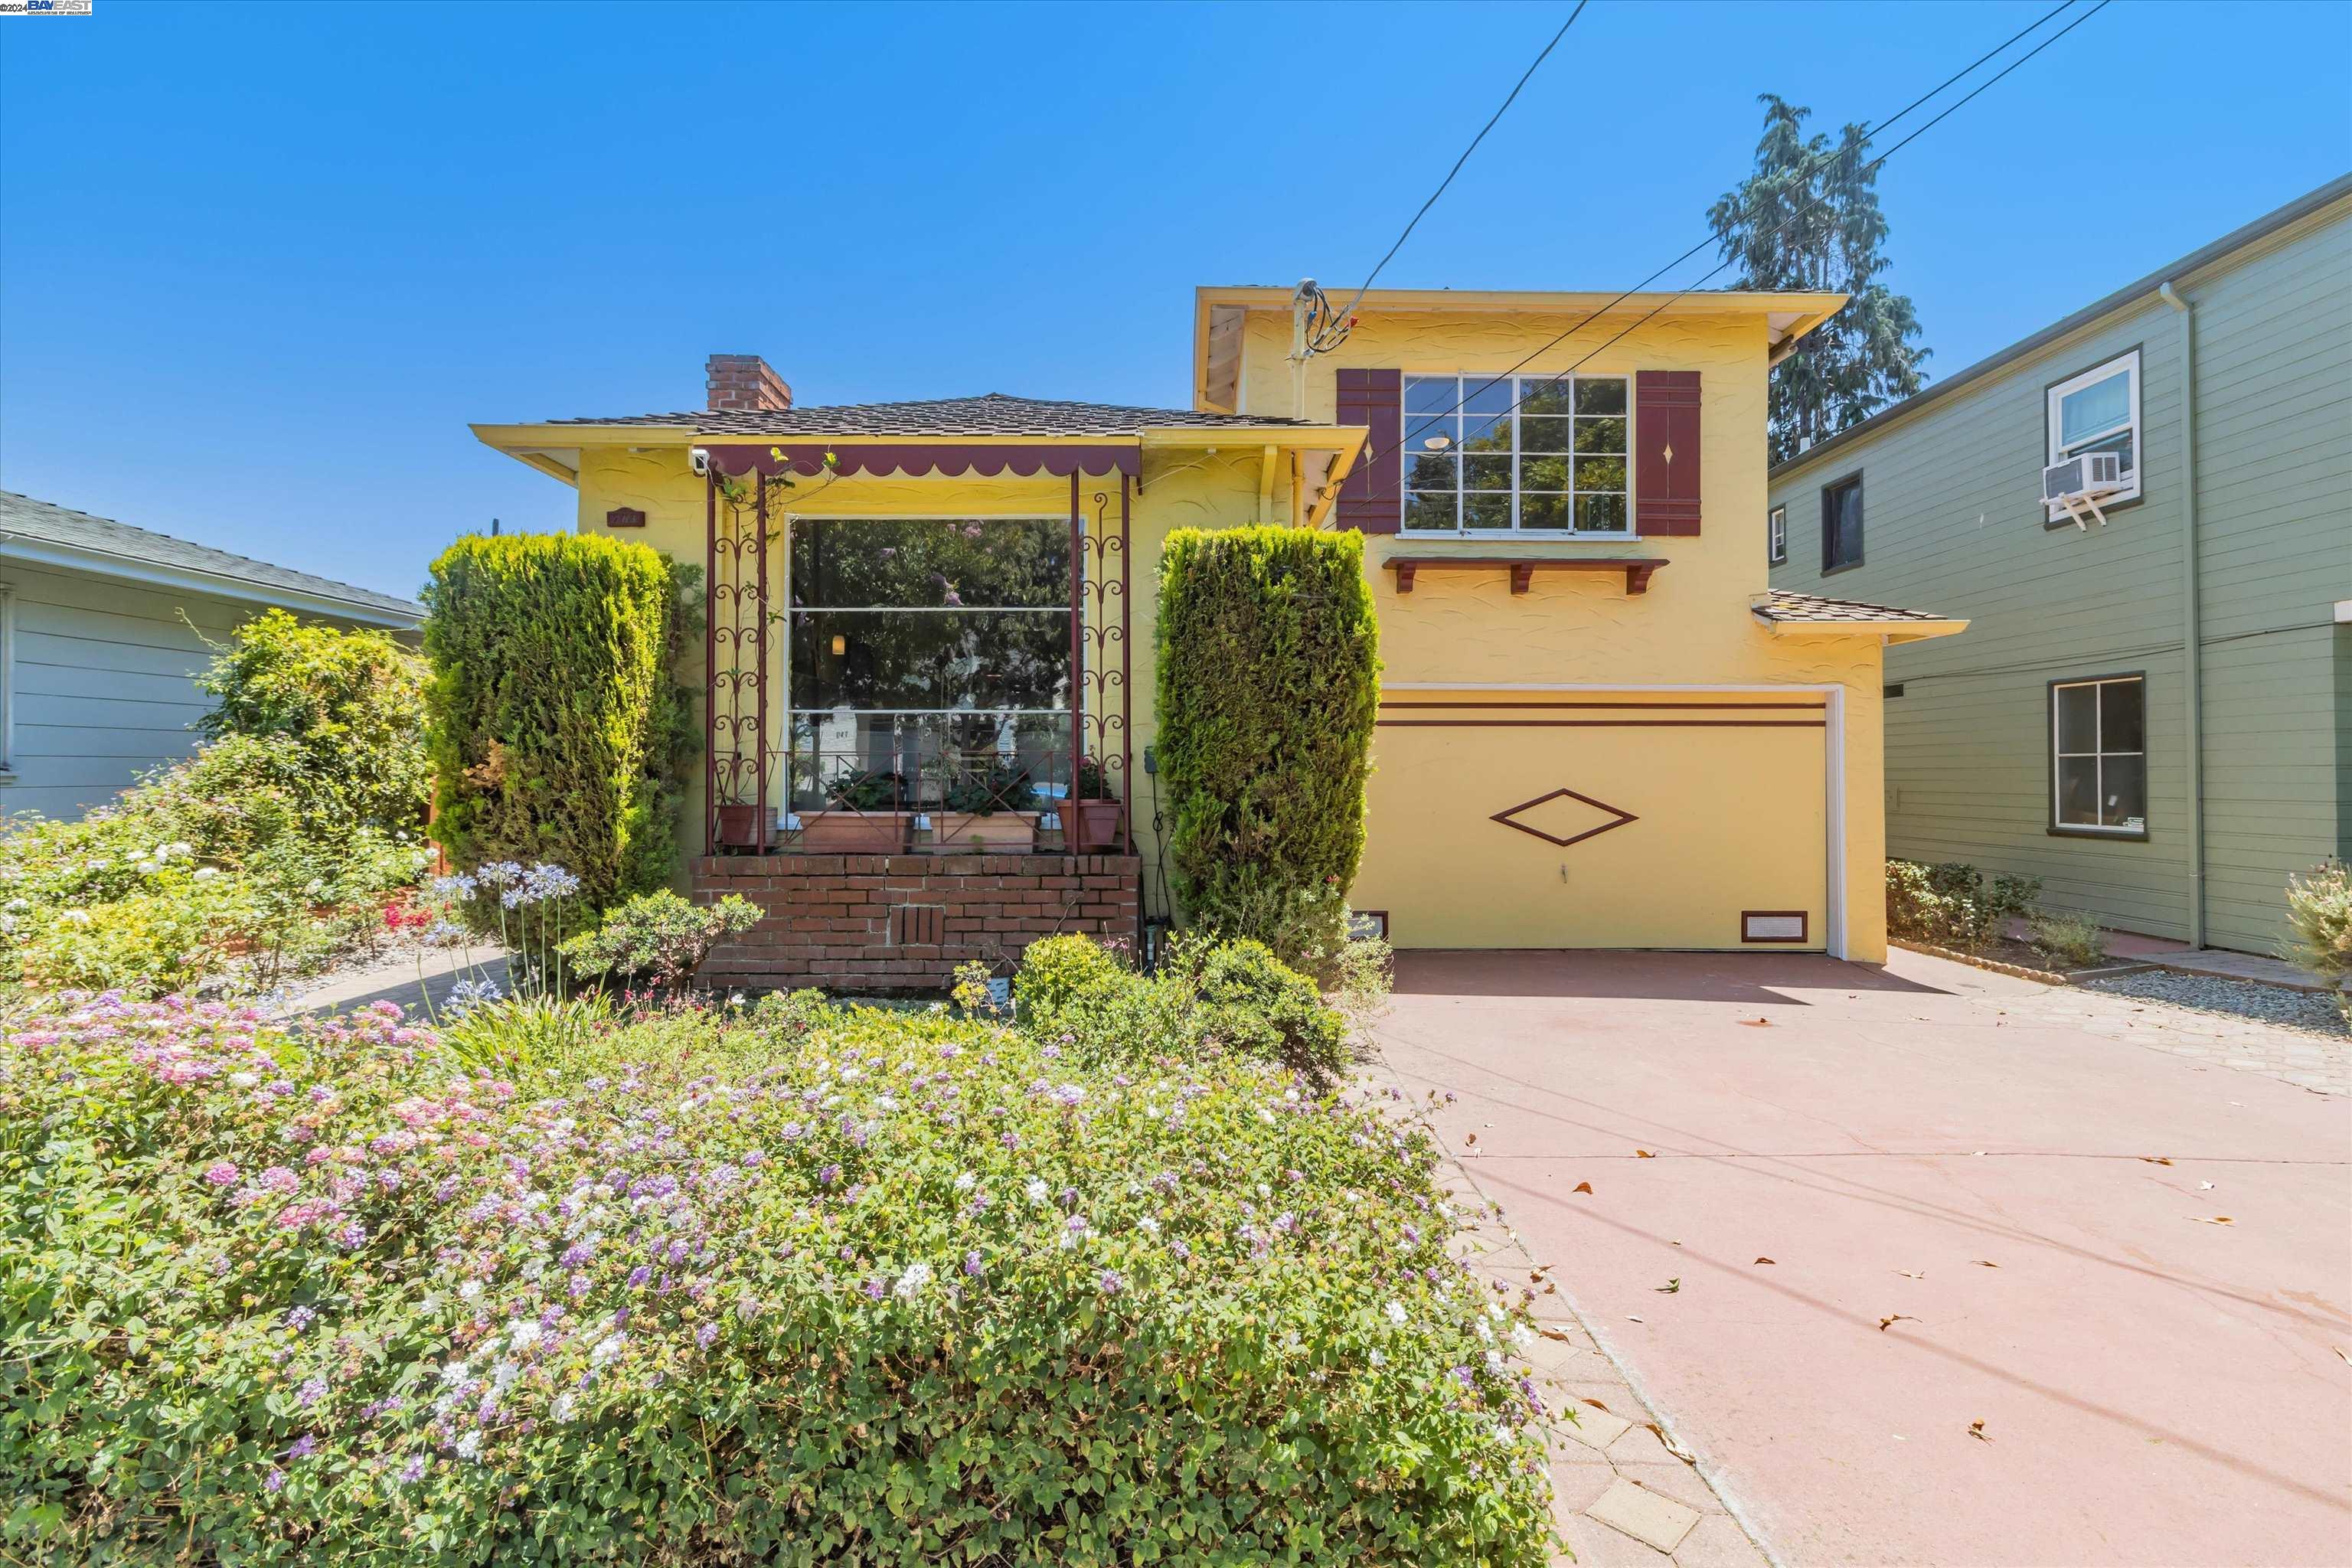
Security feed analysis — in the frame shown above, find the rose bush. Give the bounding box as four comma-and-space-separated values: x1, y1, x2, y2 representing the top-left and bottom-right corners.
2, 990, 1557, 1565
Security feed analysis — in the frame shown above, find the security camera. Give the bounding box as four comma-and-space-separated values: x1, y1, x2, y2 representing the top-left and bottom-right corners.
688, 447, 710, 477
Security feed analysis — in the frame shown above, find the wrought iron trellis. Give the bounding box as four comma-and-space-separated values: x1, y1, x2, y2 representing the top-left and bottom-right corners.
1074, 473, 1135, 850
704, 469, 776, 852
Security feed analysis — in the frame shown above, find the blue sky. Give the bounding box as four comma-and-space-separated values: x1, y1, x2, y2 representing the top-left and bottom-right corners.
2, 0, 2346, 599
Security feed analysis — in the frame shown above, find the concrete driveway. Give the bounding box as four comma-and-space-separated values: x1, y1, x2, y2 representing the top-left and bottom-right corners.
1370, 949, 2352, 1567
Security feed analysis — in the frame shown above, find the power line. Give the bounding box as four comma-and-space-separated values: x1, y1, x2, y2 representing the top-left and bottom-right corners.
1320, 2, 1589, 343
1393, 0, 2099, 456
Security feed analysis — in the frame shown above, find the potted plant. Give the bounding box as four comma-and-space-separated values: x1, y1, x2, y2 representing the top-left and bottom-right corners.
932, 760, 1040, 852
795, 769, 910, 853
1065, 756, 1125, 854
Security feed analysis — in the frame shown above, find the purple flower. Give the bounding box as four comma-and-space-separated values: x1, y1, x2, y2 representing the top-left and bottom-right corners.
860, 1276, 886, 1301
626, 1265, 652, 1289
285, 1306, 315, 1331
696, 1321, 719, 1349
286, 1433, 318, 1461
399, 1454, 428, 1484
1096, 1269, 1124, 1295
296, 1377, 327, 1408
962, 1250, 984, 1279
817, 1164, 841, 1187
203, 1160, 240, 1187
264, 1466, 286, 1494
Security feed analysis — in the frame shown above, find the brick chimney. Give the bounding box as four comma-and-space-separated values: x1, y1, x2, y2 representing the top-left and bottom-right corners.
705, 354, 792, 413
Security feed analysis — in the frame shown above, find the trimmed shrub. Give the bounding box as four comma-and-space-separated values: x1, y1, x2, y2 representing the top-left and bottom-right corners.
2, 995, 1557, 1564
2283, 860, 2351, 982
1181, 935, 1351, 1080
422, 534, 697, 913
194, 607, 429, 838
1155, 525, 1380, 953
559, 889, 763, 994
2027, 911, 2109, 971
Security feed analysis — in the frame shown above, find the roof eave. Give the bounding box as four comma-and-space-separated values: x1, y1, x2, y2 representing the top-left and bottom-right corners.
1753, 612, 1971, 644
0, 533, 420, 627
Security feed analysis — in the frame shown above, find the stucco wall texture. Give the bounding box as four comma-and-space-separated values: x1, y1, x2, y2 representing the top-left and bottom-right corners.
556, 298, 1899, 961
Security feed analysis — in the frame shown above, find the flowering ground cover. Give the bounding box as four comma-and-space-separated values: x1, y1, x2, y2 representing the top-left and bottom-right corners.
1, 986, 1559, 1564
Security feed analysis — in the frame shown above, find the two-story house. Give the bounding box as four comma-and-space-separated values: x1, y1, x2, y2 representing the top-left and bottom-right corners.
475, 286, 1962, 988
1769, 175, 2351, 957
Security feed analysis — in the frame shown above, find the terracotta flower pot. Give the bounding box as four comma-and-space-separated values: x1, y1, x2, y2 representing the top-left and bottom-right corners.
932, 811, 1037, 853
714, 804, 767, 851
1067, 797, 1125, 853
795, 809, 910, 854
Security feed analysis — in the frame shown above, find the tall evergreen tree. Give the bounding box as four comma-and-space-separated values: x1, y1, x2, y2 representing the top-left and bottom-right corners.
1710, 95, 1929, 465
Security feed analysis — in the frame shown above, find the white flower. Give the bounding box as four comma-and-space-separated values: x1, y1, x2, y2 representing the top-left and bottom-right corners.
439, 1359, 472, 1388
457, 1279, 483, 1302
193, 866, 222, 881
893, 1262, 933, 1298
1511, 1325, 1536, 1351
590, 1334, 626, 1365
1383, 1300, 1409, 1328
58, 909, 92, 927
1024, 1178, 1050, 1205
1136, 1215, 1161, 1236
953, 1171, 977, 1193
453, 1429, 483, 1462
552, 1392, 578, 1423
1368, 1348, 1387, 1367
491, 1359, 521, 1391
508, 1319, 542, 1351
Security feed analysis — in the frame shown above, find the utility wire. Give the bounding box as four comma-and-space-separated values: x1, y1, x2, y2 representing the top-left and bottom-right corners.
1537, 0, 2114, 393
1393, 0, 2096, 455
1323, 2, 1589, 338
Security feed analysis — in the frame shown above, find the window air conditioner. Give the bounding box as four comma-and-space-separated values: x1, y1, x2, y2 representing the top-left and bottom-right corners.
2043, 451, 2127, 529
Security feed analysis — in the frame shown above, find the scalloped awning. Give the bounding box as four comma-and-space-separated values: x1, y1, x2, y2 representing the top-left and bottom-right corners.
700, 443, 1140, 481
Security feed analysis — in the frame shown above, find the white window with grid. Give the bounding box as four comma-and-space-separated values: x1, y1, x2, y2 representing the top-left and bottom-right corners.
2046, 351, 2142, 518
2051, 674, 2146, 835
1399, 374, 1632, 535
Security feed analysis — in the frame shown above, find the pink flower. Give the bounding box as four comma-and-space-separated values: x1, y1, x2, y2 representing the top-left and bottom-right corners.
257, 1166, 299, 1194
203, 1160, 241, 1187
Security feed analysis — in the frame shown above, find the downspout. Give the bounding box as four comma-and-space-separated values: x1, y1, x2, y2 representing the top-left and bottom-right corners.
2159, 280, 2205, 949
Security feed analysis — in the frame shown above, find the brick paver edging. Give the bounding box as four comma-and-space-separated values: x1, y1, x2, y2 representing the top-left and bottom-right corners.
1888, 936, 2074, 986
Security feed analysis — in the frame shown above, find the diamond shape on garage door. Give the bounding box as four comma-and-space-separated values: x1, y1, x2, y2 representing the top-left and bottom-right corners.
1489, 787, 1639, 848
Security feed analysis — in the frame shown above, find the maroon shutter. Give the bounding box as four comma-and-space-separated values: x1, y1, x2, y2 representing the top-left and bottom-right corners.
1335, 368, 1403, 534
1635, 371, 1701, 537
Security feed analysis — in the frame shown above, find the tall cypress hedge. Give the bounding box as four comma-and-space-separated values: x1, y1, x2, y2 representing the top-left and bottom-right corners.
423, 533, 696, 911
1155, 525, 1380, 942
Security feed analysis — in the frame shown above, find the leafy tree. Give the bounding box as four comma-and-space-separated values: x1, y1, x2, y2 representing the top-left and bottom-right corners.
1710, 94, 1930, 464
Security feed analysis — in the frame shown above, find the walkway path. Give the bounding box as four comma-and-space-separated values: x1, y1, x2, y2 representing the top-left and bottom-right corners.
1368, 948, 2352, 1567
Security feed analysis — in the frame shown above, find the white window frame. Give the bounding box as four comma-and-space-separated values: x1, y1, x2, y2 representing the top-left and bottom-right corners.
1397, 372, 1635, 538
2045, 350, 2142, 520
2050, 674, 2146, 836
1767, 505, 1787, 567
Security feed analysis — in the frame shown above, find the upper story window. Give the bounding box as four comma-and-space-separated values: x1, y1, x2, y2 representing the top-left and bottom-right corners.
1767, 505, 1788, 567
1400, 374, 1630, 535
1821, 475, 1864, 573
2046, 350, 2142, 518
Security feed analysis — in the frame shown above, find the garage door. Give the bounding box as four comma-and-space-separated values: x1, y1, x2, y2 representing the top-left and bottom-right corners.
1352, 693, 1830, 951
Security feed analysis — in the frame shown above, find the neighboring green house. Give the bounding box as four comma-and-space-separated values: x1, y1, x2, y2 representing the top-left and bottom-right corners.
0, 491, 422, 822
1769, 175, 2351, 956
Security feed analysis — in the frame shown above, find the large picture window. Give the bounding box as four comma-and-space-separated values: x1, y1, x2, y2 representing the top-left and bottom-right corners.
2050, 674, 2146, 836
2046, 350, 2142, 518
785, 516, 1072, 809
1400, 374, 1631, 535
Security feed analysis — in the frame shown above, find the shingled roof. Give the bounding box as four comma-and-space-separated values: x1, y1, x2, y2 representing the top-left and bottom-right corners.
1752, 589, 1963, 633
0, 491, 423, 623
548, 393, 1318, 439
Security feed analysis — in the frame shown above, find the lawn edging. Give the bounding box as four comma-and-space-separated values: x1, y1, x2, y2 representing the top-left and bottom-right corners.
1888, 936, 2074, 985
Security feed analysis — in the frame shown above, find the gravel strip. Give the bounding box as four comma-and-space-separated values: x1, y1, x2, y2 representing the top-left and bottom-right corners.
2083, 968, 2349, 1041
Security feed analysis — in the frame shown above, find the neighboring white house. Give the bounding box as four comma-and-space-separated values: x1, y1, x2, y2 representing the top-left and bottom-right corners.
0, 490, 423, 822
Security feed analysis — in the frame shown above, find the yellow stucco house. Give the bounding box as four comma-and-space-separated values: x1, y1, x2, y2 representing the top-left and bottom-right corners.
473, 286, 1962, 987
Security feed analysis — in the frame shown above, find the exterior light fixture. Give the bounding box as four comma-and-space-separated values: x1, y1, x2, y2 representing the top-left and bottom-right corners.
830, 634, 847, 656
1424, 435, 1452, 451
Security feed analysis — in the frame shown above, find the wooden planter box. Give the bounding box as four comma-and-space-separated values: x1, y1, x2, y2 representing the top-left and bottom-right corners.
795, 810, 910, 854
931, 811, 1038, 853
1065, 797, 1125, 853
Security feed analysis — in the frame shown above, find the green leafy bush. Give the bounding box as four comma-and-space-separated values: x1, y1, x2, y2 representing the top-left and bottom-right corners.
195, 607, 429, 838
2, 994, 1556, 1564
422, 534, 697, 915
1155, 526, 1380, 952
2283, 860, 2351, 983
1886, 859, 2040, 954
558, 890, 763, 994
1016, 933, 1352, 1083
2027, 911, 2109, 970
0, 613, 438, 999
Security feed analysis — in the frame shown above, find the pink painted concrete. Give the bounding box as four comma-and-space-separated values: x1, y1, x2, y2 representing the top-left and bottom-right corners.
1374, 948, 2352, 1568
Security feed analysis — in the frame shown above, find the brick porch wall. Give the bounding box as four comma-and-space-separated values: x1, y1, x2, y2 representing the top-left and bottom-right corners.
691, 854, 1143, 991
